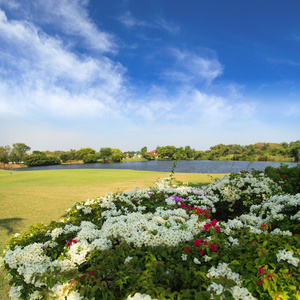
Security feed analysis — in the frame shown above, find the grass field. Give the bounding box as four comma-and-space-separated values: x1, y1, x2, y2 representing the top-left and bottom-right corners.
0, 169, 225, 299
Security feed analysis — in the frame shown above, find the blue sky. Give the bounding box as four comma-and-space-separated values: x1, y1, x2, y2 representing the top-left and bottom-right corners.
0, 0, 299, 152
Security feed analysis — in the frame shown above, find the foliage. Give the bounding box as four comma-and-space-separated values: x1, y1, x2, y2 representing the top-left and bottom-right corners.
259, 164, 300, 195
9, 143, 31, 164
99, 148, 112, 162
0, 145, 11, 166
76, 148, 96, 160
82, 154, 99, 164
143, 152, 155, 160
1, 173, 299, 300
23, 151, 61, 167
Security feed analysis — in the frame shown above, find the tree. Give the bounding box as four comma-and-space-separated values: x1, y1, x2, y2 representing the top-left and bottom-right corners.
140, 146, 147, 157
0, 145, 11, 167
99, 148, 112, 162
157, 146, 177, 160
10, 143, 31, 163
83, 154, 98, 163
289, 140, 300, 162
111, 148, 123, 163
24, 151, 60, 167
77, 147, 96, 160
143, 152, 155, 160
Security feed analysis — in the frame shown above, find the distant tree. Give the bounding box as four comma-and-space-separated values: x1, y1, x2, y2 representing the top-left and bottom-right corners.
60, 153, 69, 163
77, 147, 96, 160
111, 148, 123, 163
10, 143, 31, 163
0, 145, 11, 167
140, 146, 147, 157
157, 146, 177, 160
143, 152, 155, 160
83, 154, 98, 163
99, 148, 112, 162
24, 151, 60, 167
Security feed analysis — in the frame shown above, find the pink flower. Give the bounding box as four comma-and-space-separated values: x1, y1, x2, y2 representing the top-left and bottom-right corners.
199, 249, 204, 255
204, 214, 209, 219
71, 279, 76, 284
204, 223, 211, 231
80, 275, 84, 280
91, 277, 94, 282
210, 244, 217, 252
204, 241, 208, 245
66, 241, 71, 247
72, 239, 77, 243
259, 268, 264, 274
262, 224, 266, 228
215, 226, 220, 231
184, 247, 190, 252
267, 274, 271, 278
90, 271, 95, 276
257, 280, 261, 285
194, 239, 202, 246
180, 203, 185, 208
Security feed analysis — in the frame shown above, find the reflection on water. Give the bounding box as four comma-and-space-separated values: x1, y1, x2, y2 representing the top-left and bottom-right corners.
11, 160, 298, 173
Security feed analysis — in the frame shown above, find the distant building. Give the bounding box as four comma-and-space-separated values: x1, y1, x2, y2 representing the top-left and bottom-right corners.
149, 150, 157, 156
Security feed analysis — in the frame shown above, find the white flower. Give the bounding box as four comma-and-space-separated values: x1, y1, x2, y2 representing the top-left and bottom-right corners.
203, 255, 211, 262
276, 250, 299, 267
124, 256, 133, 264
9, 286, 23, 299
193, 257, 201, 264
66, 290, 84, 300
127, 293, 157, 300
181, 254, 188, 261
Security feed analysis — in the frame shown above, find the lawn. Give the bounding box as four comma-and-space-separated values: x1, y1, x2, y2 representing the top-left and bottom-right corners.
0, 169, 225, 300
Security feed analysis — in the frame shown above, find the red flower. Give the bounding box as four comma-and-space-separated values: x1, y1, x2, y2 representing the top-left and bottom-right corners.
204, 214, 209, 219
80, 275, 84, 280
180, 203, 185, 208
71, 279, 76, 284
215, 226, 221, 231
204, 241, 208, 245
194, 239, 202, 246
199, 249, 204, 255
197, 208, 205, 214
259, 268, 264, 274
90, 271, 95, 276
211, 219, 218, 226
66, 241, 71, 247
210, 244, 217, 252
91, 277, 94, 282
257, 280, 261, 285
267, 274, 271, 278
261, 224, 266, 228
184, 247, 190, 252
72, 239, 77, 243
204, 223, 211, 231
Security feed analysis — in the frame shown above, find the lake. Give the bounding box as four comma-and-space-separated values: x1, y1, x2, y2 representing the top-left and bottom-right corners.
11, 160, 298, 173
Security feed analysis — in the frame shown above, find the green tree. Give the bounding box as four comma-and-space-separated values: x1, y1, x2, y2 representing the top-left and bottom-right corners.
111, 148, 123, 163
289, 141, 300, 162
140, 146, 147, 157
24, 151, 60, 167
157, 146, 177, 160
99, 148, 112, 162
77, 147, 96, 160
83, 154, 98, 163
10, 143, 31, 163
143, 152, 155, 160
0, 145, 11, 167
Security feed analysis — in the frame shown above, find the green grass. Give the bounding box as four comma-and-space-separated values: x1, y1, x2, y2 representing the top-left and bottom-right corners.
0, 169, 225, 299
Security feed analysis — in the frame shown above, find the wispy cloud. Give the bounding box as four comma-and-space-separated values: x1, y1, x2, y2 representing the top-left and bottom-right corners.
161, 48, 223, 85
117, 11, 147, 28
0, 0, 116, 52
155, 17, 180, 34
0, 8, 126, 117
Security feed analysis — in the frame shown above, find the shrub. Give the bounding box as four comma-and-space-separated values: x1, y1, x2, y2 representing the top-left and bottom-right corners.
262, 164, 300, 195
204, 171, 281, 221
24, 152, 61, 167
82, 154, 98, 163
1, 177, 299, 299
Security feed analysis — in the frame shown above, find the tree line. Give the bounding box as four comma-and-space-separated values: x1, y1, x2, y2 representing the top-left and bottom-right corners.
0, 140, 299, 168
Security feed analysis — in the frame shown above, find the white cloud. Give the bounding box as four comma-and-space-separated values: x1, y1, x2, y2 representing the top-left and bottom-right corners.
117, 11, 147, 28
0, 8, 126, 117
155, 17, 180, 34
162, 48, 223, 85
0, 0, 116, 52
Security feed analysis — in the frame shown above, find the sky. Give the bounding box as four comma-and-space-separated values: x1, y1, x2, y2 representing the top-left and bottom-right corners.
0, 0, 299, 152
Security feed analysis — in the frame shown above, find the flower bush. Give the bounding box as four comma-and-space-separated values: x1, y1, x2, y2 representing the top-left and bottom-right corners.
204, 171, 281, 220
1, 177, 299, 300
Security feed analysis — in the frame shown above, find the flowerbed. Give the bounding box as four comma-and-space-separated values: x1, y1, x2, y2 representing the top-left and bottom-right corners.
1, 174, 300, 300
